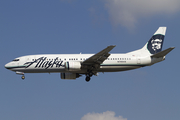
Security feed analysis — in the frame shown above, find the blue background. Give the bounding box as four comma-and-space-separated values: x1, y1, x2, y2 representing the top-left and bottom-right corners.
0, 0, 179, 120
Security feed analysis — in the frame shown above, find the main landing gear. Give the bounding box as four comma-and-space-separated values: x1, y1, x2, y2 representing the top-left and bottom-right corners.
85, 71, 93, 82
85, 76, 91, 82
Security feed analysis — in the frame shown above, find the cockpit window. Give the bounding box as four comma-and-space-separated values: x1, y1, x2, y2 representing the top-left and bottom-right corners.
12, 59, 19, 61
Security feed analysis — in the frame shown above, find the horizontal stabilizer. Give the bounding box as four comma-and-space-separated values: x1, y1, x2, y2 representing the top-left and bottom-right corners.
151, 47, 175, 58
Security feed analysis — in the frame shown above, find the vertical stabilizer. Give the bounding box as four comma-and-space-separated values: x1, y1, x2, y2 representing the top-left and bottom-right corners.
147, 27, 166, 54
128, 27, 167, 56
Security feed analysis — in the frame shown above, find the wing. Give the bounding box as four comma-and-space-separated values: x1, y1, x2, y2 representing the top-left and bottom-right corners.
82, 45, 116, 65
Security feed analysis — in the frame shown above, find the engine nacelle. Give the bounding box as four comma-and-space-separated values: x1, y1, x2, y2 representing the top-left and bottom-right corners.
65, 61, 81, 71
61, 73, 81, 79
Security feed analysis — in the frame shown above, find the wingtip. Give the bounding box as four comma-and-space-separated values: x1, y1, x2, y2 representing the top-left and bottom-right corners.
169, 47, 175, 50
109, 45, 116, 47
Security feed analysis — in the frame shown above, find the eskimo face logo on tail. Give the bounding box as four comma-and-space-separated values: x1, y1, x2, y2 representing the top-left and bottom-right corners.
147, 35, 164, 54
151, 39, 162, 51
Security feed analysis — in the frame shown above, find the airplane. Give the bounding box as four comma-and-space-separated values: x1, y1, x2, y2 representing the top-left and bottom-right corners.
5, 27, 174, 82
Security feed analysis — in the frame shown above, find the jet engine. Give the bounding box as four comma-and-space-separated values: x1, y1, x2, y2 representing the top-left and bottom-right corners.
64, 61, 81, 71
61, 73, 81, 79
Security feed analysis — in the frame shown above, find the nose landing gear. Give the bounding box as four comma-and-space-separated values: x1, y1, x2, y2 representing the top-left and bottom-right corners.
21, 75, 25, 80
16, 71, 25, 80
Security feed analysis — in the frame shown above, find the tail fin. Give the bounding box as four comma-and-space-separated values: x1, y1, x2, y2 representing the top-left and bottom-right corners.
127, 27, 167, 56
146, 27, 166, 54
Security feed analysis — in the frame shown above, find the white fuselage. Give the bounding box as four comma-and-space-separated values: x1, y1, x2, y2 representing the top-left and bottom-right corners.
5, 53, 156, 74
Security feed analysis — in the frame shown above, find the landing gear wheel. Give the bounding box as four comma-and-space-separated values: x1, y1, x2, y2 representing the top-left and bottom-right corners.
89, 72, 93, 77
85, 76, 91, 82
21, 75, 25, 80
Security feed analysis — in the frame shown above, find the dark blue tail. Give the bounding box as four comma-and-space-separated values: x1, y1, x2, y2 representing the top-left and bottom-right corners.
147, 27, 166, 54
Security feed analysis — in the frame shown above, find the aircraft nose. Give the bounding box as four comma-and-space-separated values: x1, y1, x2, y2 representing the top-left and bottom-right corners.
5, 62, 11, 69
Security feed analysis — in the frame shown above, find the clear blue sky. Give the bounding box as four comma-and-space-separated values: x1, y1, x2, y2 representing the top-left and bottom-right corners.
0, 0, 179, 120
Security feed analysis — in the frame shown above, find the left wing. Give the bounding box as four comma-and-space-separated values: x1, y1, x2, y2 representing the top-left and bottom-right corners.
82, 45, 116, 65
